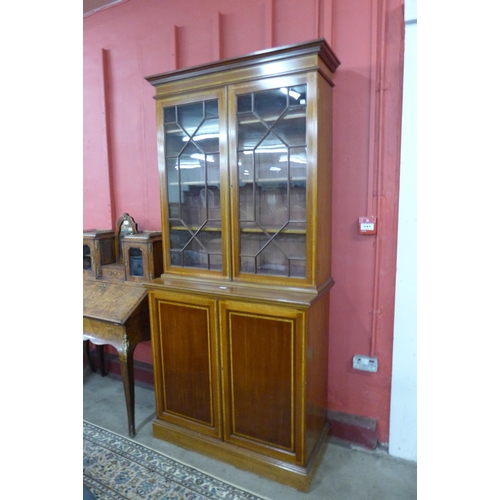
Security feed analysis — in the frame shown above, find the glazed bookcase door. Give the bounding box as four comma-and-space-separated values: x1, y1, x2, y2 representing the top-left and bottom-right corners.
228, 75, 315, 287
157, 89, 230, 280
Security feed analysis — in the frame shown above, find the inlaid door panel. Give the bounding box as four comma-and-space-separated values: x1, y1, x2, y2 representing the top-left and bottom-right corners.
151, 291, 221, 438
220, 300, 305, 462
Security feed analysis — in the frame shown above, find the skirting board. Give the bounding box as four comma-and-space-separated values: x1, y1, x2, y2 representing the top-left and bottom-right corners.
327, 410, 378, 450
83, 351, 378, 450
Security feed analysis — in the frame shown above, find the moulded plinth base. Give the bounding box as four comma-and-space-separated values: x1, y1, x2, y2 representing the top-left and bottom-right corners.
151, 418, 330, 492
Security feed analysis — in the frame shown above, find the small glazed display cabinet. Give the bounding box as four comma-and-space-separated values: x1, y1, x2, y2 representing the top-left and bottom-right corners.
144, 39, 340, 491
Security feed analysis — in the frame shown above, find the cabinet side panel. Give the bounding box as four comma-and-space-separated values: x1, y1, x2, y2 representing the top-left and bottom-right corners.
315, 72, 334, 286
305, 291, 330, 460
226, 312, 294, 451
158, 300, 213, 425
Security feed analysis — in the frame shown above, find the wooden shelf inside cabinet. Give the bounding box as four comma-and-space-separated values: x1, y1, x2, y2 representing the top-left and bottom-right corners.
145, 39, 339, 491
169, 225, 222, 232
239, 227, 306, 234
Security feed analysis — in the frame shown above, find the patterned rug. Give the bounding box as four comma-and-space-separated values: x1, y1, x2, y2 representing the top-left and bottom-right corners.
83, 421, 269, 500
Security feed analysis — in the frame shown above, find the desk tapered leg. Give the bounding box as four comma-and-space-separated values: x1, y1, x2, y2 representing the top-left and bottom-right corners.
118, 347, 136, 438
84, 340, 96, 372
97, 345, 107, 377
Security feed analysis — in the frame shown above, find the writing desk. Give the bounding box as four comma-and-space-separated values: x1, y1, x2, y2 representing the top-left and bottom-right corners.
83, 279, 150, 437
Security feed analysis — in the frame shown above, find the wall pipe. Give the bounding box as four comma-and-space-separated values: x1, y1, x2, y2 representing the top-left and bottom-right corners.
368, 0, 388, 358
102, 48, 116, 227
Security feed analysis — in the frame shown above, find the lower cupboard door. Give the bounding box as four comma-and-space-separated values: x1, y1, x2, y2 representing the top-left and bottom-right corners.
153, 292, 221, 438
220, 300, 305, 463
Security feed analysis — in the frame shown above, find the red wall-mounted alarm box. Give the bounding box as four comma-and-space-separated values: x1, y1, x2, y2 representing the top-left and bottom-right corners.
358, 216, 377, 235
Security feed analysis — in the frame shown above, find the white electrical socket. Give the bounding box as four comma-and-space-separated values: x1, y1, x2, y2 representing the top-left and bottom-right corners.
353, 354, 378, 372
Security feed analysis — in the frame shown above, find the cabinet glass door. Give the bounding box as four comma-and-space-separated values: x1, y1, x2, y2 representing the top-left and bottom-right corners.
128, 247, 144, 277
236, 84, 308, 278
83, 244, 92, 270
163, 97, 223, 271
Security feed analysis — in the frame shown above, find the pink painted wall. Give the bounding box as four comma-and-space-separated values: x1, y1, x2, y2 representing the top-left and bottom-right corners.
83, 0, 404, 444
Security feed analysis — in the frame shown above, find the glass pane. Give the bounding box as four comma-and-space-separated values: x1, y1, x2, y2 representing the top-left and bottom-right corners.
260, 188, 288, 227
286, 85, 307, 106
193, 117, 219, 153
237, 115, 268, 150
184, 238, 207, 267
165, 123, 188, 157
237, 94, 252, 113
200, 227, 222, 270
178, 102, 203, 136
238, 151, 253, 184
166, 158, 180, 218
200, 187, 220, 220
289, 146, 307, 222
240, 231, 261, 273
237, 85, 308, 279
180, 185, 202, 226
239, 183, 255, 221
273, 108, 306, 146
258, 243, 288, 275
207, 154, 220, 185
170, 228, 222, 270
254, 88, 287, 124
83, 245, 91, 270
170, 230, 189, 251
239, 231, 306, 278
289, 146, 307, 180
164, 106, 176, 123
163, 97, 221, 271
255, 133, 287, 182
205, 99, 219, 118
179, 142, 204, 185
290, 185, 306, 222
129, 247, 143, 277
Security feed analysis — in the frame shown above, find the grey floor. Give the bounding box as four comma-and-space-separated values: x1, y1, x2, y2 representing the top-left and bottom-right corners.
83, 368, 417, 500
